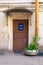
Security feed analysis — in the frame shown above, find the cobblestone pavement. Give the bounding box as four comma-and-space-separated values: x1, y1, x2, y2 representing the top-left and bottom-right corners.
0, 52, 43, 65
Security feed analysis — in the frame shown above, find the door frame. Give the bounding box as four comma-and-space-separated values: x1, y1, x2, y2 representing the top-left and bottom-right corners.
13, 19, 29, 51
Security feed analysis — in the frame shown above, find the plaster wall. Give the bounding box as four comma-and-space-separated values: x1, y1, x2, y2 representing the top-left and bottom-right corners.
0, 11, 43, 50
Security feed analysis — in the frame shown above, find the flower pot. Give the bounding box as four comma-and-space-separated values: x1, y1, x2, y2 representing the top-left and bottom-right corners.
24, 49, 39, 56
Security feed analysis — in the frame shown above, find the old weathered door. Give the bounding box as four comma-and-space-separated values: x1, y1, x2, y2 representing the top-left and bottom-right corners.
13, 19, 28, 52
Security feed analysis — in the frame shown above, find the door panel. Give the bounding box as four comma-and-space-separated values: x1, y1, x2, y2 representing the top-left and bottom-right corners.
13, 19, 28, 52
14, 32, 27, 39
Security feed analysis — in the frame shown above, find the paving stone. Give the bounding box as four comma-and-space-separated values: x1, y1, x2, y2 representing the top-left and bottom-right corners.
0, 52, 43, 65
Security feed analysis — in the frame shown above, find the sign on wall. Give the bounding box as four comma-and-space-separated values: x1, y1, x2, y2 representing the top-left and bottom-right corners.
18, 23, 24, 30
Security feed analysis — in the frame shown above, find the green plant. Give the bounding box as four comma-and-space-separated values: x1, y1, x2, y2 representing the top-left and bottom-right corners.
25, 34, 40, 50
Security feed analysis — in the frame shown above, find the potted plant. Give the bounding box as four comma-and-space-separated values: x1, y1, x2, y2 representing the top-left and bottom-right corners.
24, 34, 40, 55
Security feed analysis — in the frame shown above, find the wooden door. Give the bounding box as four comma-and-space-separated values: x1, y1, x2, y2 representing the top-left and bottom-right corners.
13, 19, 28, 52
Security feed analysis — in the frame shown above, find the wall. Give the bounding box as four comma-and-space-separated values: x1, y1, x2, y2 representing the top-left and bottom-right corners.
8, 12, 30, 50
29, 12, 35, 44
0, 12, 6, 29
8, 12, 35, 50
7, 12, 43, 50
39, 12, 43, 46
0, 12, 30, 51
0, 12, 9, 50
0, 11, 43, 51
0, 0, 43, 3
30, 12, 43, 46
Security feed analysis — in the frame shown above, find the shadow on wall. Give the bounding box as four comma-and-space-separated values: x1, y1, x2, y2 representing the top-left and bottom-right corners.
38, 45, 43, 53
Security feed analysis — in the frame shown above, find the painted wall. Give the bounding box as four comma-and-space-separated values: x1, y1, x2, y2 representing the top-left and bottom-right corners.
0, 12, 9, 50
8, 12, 35, 50
29, 12, 35, 44
0, 12, 30, 51
39, 12, 43, 46
0, 11, 43, 50
30, 12, 43, 46
8, 12, 30, 50
0, 0, 43, 3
